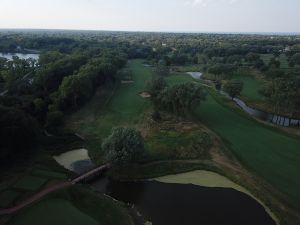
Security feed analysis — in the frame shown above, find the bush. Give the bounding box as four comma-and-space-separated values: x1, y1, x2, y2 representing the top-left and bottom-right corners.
46, 110, 64, 129
102, 127, 145, 165
151, 111, 161, 122
178, 132, 213, 159
223, 80, 244, 99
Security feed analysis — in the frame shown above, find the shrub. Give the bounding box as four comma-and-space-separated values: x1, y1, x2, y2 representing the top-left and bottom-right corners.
102, 127, 145, 165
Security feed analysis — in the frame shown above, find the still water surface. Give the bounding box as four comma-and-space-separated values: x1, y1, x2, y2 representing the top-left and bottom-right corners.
94, 178, 276, 225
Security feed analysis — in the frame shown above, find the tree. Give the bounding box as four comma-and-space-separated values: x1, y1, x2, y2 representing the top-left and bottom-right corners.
208, 63, 237, 80
0, 105, 37, 162
223, 80, 244, 99
57, 74, 93, 111
208, 64, 223, 80
157, 82, 207, 116
102, 127, 145, 165
260, 77, 300, 115
46, 110, 64, 129
245, 53, 260, 62
155, 61, 169, 76
148, 77, 167, 109
269, 57, 281, 69
289, 53, 300, 67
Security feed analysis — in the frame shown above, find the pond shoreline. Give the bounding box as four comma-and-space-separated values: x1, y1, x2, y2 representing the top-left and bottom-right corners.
152, 170, 279, 225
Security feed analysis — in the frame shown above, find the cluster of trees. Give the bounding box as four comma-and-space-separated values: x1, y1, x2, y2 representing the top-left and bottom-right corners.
288, 53, 300, 67
102, 127, 145, 165
260, 75, 300, 115
149, 78, 207, 116
208, 63, 238, 80
55, 53, 126, 112
0, 46, 128, 163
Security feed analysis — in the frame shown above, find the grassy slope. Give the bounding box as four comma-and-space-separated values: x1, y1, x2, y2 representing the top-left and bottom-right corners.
196, 95, 300, 201
64, 59, 151, 158
10, 199, 101, 225
233, 76, 264, 101
166, 74, 300, 201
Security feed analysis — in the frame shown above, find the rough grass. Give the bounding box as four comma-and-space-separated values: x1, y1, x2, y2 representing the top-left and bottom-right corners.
0, 190, 20, 207
13, 176, 47, 191
9, 198, 101, 225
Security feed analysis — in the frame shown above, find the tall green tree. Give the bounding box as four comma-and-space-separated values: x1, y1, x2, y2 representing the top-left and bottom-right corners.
102, 127, 145, 165
223, 80, 244, 99
157, 82, 207, 116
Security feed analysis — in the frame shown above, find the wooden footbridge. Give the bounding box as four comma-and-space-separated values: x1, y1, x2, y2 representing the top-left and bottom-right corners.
0, 163, 111, 215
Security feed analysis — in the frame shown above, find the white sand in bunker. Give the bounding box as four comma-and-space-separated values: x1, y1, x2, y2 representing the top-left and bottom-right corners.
53, 149, 91, 170
139, 92, 151, 98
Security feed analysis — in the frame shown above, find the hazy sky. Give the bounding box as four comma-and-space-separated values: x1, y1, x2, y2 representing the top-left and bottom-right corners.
0, 0, 299, 32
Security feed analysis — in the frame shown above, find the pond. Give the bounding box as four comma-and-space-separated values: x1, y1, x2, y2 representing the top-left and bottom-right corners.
93, 171, 277, 225
0, 53, 39, 61
55, 150, 277, 225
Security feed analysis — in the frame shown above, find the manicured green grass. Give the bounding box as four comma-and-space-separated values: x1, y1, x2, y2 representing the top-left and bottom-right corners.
166, 73, 194, 85
237, 76, 263, 101
233, 75, 264, 101
165, 73, 300, 201
10, 199, 101, 225
195, 94, 300, 201
0, 190, 20, 207
64, 60, 152, 158
13, 176, 46, 191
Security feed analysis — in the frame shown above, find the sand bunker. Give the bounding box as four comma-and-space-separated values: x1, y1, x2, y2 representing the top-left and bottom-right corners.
53, 149, 91, 171
139, 92, 151, 98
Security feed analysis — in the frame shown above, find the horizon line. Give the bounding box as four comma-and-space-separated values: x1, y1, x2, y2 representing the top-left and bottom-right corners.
1, 28, 300, 36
